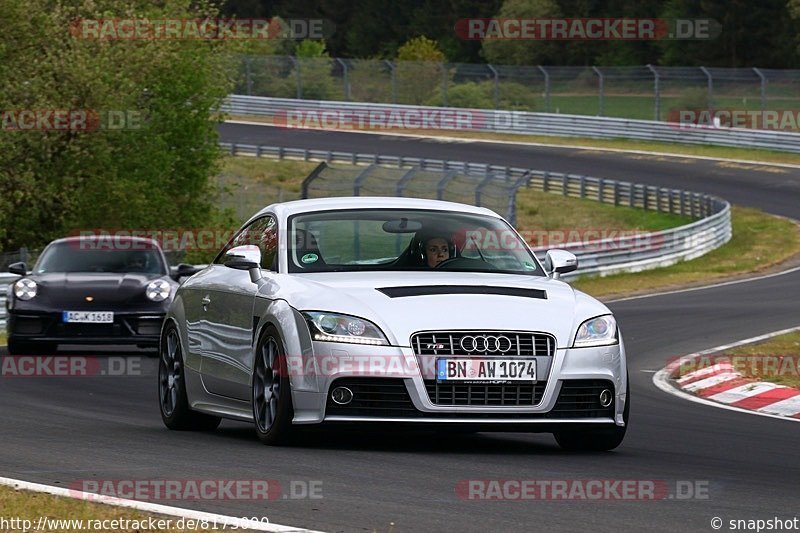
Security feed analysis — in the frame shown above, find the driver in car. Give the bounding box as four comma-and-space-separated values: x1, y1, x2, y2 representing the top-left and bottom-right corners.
424, 235, 451, 267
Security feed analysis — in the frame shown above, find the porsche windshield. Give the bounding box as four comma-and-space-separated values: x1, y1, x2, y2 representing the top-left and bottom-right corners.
288, 208, 544, 275
35, 241, 167, 274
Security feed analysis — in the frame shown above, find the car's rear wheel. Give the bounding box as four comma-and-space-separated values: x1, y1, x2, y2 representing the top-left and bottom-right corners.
252, 327, 294, 445
554, 375, 630, 452
158, 325, 221, 431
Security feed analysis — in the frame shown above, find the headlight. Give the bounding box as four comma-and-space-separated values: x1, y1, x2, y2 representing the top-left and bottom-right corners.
146, 280, 171, 302
573, 315, 618, 347
14, 279, 37, 301
302, 311, 388, 346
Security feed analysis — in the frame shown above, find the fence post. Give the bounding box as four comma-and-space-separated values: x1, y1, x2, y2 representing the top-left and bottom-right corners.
538, 66, 550, 112
487, 64, 499, 109
753, 67, 767, 114
442, 62, 448, 106
245, 56, 253, 96
647, 64, 660, 121
288, 56, 301, 99
592, 67, 604, 116
384, 60, 397, 103
700, 66, 713, 110
336, 58, 349, 101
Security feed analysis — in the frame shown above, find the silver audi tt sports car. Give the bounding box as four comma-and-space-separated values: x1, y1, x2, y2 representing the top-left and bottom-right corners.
159, 197, 629, 450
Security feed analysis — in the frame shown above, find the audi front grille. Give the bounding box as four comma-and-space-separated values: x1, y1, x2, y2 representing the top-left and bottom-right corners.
411, 330, 555, 407
411, 330, 555, 357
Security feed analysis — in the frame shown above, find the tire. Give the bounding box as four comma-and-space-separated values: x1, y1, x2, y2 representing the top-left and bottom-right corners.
554, 376, 630, 452
158, 324, 221, 431
252, 326, 294, 445
8, 339, 56, 355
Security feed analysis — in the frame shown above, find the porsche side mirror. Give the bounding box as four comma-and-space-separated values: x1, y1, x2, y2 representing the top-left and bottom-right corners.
544, 249, 578, 279
8, 262, 27, 276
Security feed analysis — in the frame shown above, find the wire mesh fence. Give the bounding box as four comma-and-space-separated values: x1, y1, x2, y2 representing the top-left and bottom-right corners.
233, 55, 800, 124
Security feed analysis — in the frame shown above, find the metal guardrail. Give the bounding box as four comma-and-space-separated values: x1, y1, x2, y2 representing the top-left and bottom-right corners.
222, 95, 800, 153
220, 141, 732, 280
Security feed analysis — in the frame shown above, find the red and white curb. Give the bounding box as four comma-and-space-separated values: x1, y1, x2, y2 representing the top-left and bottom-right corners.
653, 326, 800, 422
0, 476, 319, 533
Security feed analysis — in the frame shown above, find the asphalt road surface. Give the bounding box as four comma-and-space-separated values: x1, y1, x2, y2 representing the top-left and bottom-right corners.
1, 126, 799, 532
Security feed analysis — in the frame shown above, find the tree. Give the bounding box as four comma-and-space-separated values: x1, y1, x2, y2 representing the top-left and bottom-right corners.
481, 0, 563, 65
0, 0, 235, 252
395, 36, 447, 104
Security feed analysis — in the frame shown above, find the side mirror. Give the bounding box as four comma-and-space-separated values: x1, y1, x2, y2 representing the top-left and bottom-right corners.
224, 245, 263, 282
9, 262, 27, 276
544, 249, 578, 279
171, 263, 201, 281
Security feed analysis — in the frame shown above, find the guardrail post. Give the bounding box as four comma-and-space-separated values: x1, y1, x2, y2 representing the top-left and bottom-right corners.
613, 182, 620, 206
538, 66, 550, 113
336, 58, 350, 101
598, 178, 604, 203
656, 188, 662, 211
579, 176, 586, 198
487, 64, 500, 109
680, 190, 686, 216
668, 190, 675, 214
629, 185, 636, 208
592, 67, 604, 116
543, 171, 549, 192
644, 187, 650, 210
647, 64, 660, 121
753, 67, 767, 114
562, 175, 568, 197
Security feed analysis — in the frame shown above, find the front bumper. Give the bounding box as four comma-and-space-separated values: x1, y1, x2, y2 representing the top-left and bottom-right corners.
8, 311, 165, 347
289, 339, 627, 428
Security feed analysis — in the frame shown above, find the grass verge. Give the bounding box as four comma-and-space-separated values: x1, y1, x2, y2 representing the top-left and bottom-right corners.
723, 330, 800, 389
225, 116, 800, 166
0, 330, 6, 346
0, 485, 241, 532
573, 207, 800, 298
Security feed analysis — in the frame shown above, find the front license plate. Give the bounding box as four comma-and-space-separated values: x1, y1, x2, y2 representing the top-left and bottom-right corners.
62, 311, 114, 323
437, 358, 536, 382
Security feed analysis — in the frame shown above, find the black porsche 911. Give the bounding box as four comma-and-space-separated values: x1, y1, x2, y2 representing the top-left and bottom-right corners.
5, 236, 199, 355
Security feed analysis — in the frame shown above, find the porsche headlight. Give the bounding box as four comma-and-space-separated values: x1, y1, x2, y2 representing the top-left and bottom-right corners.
14, 278, 37, 301
303, 311, 388, 345
573, 315, 618, 347
146, 279, 171, 302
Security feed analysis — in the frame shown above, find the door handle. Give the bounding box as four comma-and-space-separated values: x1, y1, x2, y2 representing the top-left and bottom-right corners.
201, 295, 211, 311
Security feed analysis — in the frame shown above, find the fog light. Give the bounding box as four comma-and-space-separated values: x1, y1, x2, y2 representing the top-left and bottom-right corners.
599, 389, 613, 408
331, 387, 353, 405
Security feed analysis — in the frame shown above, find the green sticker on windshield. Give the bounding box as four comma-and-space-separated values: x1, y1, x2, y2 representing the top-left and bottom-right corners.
523, 261, 536, 270
301, 253, 319, 264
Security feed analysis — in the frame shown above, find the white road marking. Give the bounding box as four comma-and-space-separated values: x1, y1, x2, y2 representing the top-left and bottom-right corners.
0, 476, 318, 533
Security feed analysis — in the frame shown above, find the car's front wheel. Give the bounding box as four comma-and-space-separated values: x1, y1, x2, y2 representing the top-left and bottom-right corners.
554, 376, 630, 452
252, 327, 294, 445
158, 324, 221, 431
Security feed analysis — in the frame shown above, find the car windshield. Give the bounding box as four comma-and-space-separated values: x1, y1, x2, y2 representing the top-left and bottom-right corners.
35, 241, 167, 274
288, 208, 544, 275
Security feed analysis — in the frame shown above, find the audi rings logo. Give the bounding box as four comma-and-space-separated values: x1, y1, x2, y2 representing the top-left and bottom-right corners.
459, 335, 513, 353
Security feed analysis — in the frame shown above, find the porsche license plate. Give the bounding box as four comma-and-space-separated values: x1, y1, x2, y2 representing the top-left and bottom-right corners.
62, 311, 114, 323
436, 358, 536, 381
